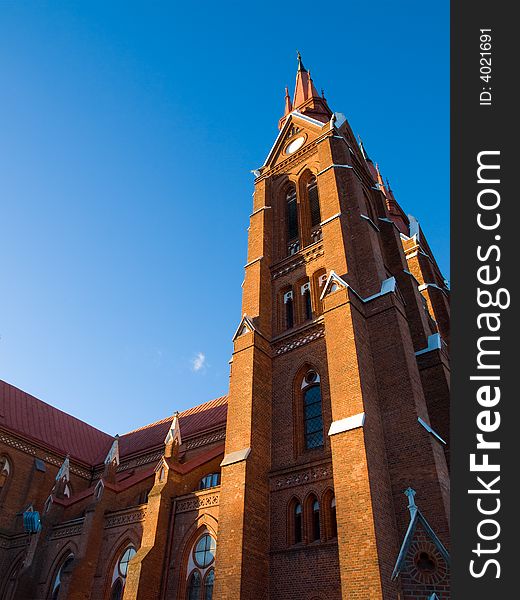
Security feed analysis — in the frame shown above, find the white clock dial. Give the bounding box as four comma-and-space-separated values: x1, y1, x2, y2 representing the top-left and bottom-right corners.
285, 136, 305, 154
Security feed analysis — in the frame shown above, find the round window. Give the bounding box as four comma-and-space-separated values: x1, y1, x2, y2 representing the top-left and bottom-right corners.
305, 370, 318, 385
118, 547, 136, 577
415, 551, 436, 574
193, 534, 216, 568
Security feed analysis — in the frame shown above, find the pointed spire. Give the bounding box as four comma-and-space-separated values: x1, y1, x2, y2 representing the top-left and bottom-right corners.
164, 412, 182, 448
358, 136, 372, 162
375, 163, 386, 191
284, 86, 292, 116
104, 435, 120, 467
55, 455, 70, 483
293, 51, 321, 108
296, 50, 305, 72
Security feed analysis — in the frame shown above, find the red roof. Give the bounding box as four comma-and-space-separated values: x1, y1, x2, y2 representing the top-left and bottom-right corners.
0, 379, 113, 465
0, 380, 228, 467
119, 396, 228, 457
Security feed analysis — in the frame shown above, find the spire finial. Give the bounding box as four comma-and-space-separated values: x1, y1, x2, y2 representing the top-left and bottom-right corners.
404, 487, 417, 518
296, 50, 306, 71
164, 411, 182, 449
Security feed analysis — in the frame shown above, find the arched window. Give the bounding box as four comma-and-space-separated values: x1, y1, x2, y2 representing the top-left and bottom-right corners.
2, 556, 22, 600
330, 496, 337, 538
312, 499, 321, 541
193, 534, 216, 568
187, 570, 201, 600
109, 545, 136, 600
286, 186, 300, 255
302, 370, 324, 450
294, 503, 303, 544
203, 569, 215, 600
185, 532, 216, 599
301, 282, 312, 321
0, 456, 11, 492
307, 177, 321, 228
199, 473, 220, 490
284, 289, 294, 329
50, 553, 74, 600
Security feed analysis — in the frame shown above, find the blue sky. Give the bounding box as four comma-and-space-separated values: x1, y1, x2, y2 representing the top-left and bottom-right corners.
0, 2, 449, 435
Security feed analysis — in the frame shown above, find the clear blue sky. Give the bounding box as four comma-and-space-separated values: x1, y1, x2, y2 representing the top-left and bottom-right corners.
0, 1, 449, 435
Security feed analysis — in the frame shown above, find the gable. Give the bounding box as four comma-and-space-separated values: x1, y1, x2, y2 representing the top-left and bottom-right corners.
261, 111, 328, 171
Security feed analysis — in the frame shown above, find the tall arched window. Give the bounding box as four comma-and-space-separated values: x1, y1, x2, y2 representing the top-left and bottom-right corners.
109, 545, 136, 600
312, 498, 321, 541
284, 289, 294, 329
330, 496, 338, 538
2, 556, 22, 600
187, 570, 201, 600
185, 531, 217, 600
307, 177, 321, 228
302, 370, 324, 450
301, 282, 312, 321
0, 456, 11, 493
50, 553, 74, 600
294, 503, 303, 544
286, 186, 300, 255
203, 569, 215, 600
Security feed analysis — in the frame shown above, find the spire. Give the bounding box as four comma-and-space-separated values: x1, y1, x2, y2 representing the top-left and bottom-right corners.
55, 455, 70, 483
284, 86, 292, 116
297, 50, 305, 71
358, 136, 372, 162
293, 51, 321, 108
164, 411, 182, 458
104, 435, 120, 467
375, 163, 386, 191
164, 412, 182, 447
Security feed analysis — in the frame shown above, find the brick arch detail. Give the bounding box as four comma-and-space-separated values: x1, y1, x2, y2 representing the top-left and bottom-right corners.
176, 515, 218, 599
102, 532, 141, 600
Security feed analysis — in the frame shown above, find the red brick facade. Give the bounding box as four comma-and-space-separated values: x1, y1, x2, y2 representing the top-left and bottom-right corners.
0, 56, 450, 599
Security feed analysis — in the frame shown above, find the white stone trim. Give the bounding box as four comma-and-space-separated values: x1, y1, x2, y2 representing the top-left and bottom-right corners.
320, 212, 341, 226
328, 412, 365, 436
250, 206, 271, 217
220, 447, 251, 467
418, 417, 447, 445
317, 164, 353, 176
244, 256, 263, 268
360, 214, 380, 232
415, 333, 442, 356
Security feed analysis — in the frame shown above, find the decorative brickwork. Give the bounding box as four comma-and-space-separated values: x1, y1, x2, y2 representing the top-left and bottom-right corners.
0, 55, 449, 600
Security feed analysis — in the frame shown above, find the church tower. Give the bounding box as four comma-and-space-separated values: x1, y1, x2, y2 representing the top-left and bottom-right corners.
213, 55, 450, 600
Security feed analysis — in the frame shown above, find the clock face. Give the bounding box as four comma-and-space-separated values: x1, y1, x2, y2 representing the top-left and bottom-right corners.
285, 136, 305, 154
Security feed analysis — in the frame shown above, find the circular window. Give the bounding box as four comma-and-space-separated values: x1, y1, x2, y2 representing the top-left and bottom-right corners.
118, 547, 136, 577
415, 551, 436, 574
193, 534, 216, 568
305, 370, 318, 385
285, 136, 305, 154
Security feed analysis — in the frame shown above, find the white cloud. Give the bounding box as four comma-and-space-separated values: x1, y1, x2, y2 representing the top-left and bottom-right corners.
192, 352, 206, 372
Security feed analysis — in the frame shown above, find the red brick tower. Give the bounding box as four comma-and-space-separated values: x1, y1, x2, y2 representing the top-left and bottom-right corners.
213, 55, 450, 600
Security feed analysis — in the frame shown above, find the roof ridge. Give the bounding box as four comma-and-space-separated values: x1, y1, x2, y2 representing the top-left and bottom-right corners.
0, 379, 112, 438
121, 395, 228, 436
